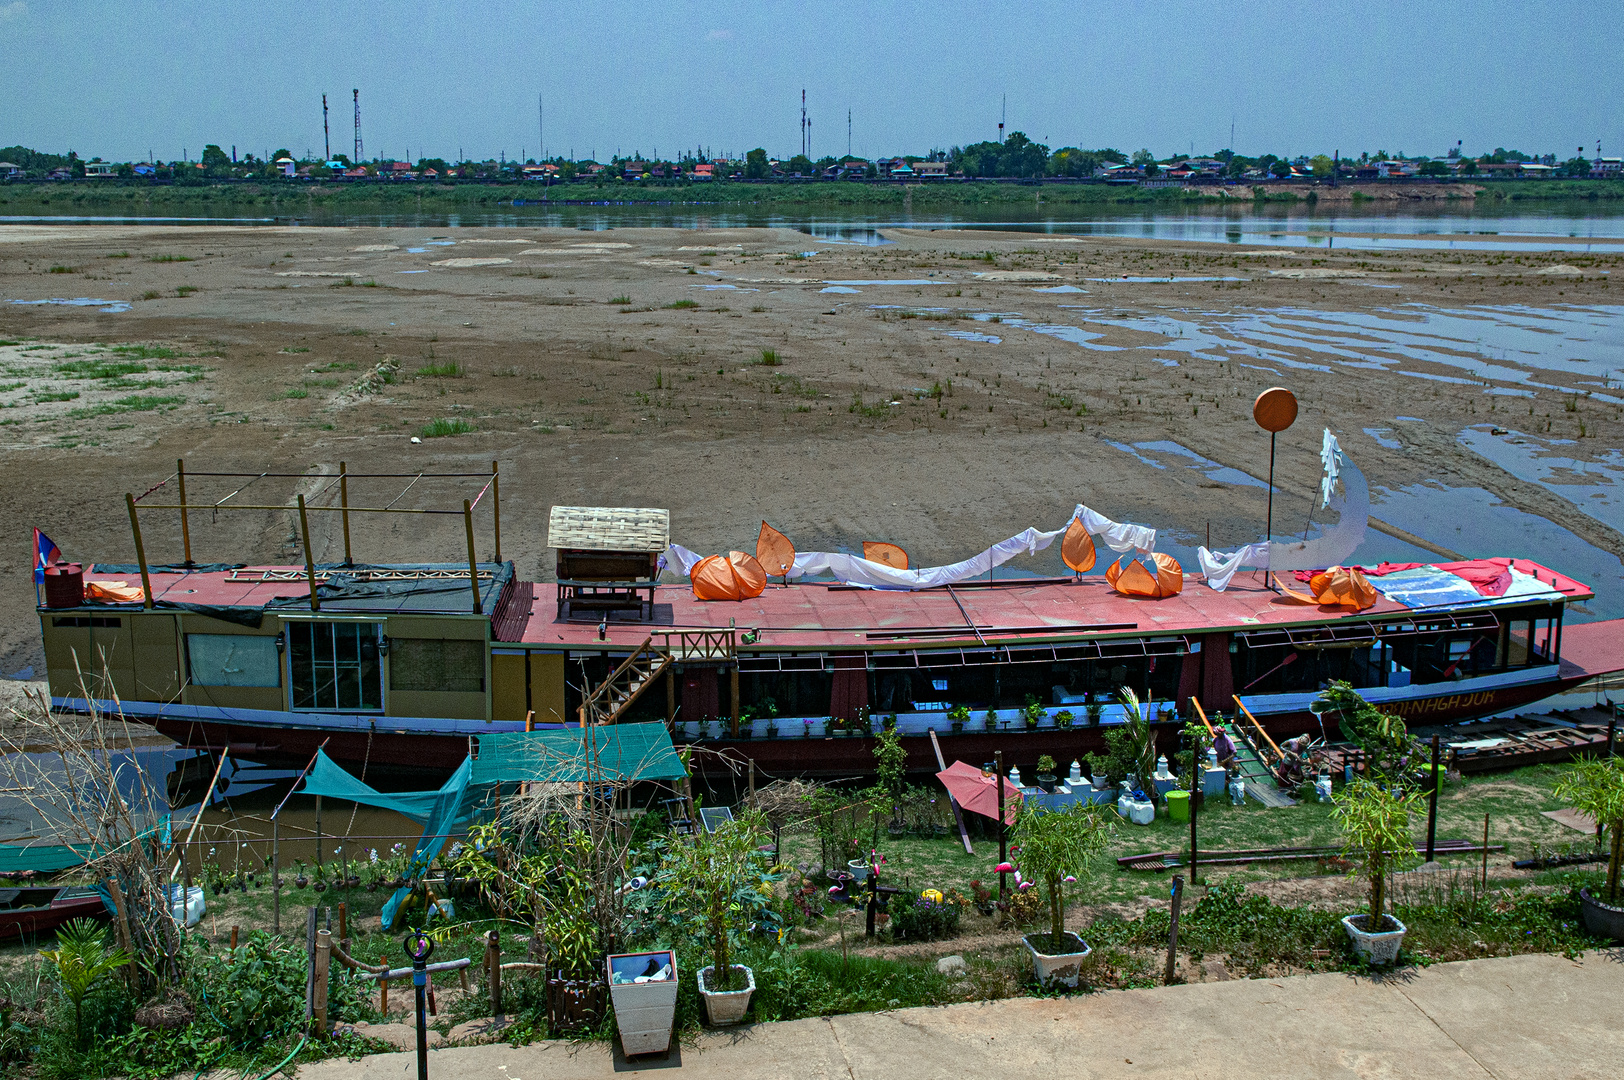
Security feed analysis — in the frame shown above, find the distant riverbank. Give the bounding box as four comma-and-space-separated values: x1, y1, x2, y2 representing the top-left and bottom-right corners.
3, 177, 1621, 218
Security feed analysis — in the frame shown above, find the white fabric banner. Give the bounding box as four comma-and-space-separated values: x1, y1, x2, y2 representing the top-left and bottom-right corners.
659, 504, 1156, 591
1196, 541, 1271, 591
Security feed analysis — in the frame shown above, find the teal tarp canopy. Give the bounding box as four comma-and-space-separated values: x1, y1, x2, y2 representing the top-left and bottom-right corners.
470, 723, 686, 785
300, 750, 476, 826
0, 820, 170, 877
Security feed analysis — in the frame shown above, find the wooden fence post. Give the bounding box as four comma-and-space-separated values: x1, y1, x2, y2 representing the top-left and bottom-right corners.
313, 929, 332, 1037
486, 930, 503, 1016
1164, 875, 1184, 985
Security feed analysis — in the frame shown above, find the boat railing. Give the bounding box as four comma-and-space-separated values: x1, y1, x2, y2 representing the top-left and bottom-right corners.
653, 628, 736, 661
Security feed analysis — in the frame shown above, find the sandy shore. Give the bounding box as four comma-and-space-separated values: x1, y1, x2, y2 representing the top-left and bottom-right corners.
1, 223, 1620, 671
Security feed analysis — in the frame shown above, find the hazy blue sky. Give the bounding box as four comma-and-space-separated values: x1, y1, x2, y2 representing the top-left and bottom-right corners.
2, 0, 1618, 163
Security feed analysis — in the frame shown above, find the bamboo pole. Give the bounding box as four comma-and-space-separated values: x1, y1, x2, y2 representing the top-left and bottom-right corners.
298, 494, 320, 611
1231, 696, 1284, 759
176, 458, 193, 565
272, 817, 280, 933
313, 929, 332, 1037
339, 461, 353, 565
491, 460, 502, 563
125, 493, 155, 609
463, 500, 481, 613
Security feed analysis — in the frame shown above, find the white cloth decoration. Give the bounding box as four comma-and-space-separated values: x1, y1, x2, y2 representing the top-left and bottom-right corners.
659, 504, 1156, 591
1198, 429, 1369, 590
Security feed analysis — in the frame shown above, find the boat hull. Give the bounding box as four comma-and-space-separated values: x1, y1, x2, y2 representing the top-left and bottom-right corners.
0, 890, 108, 941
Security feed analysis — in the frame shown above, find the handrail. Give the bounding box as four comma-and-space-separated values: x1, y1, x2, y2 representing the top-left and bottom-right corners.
1190, 698, 1215, 736
580, 636, 660, 725
1231, 696, 1285, 761
653, 628, 735, 660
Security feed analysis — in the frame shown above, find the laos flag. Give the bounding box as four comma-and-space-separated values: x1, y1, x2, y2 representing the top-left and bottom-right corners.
33, 528, 61, 583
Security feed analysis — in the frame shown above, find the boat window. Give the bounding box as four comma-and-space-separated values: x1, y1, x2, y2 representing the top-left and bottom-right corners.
51, 616, 122, 628
287, 621, 383, 712
389, 638, 485, 693
186, 634, 280, 688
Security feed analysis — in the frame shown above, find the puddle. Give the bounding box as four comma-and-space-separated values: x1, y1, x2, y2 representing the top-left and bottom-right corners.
1396, 416, 1426, 422
945, 330, 1001, 343
1084, 276, 1247, 283
7, 297, 131, 313
405, 247, 428, 253
1106, 440, 1271, 488
396, 269, 428, 274
821, 286, 861, 294
796, 225, 893, 246
825, 279, 942, 286
1364, 427, 1404, 449
1368, 483, 1624, 620
694, 283, 743, 290
423, 240, 456, 247
1460, 424, 1624, 535
1032, 285, 1086, 293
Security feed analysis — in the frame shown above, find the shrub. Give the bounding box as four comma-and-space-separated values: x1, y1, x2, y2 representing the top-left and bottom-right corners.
1554, 756, 1624, 903
419, 417, 474, 438
890, 894, 962, 942
754, 349, 782, 366
664, 299, 699, 309
416, 360, 464, 377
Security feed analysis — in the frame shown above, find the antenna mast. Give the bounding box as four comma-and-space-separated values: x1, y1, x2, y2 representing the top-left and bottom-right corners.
848, 109, 852, 157
999, 94, 1005, 143
801, 89, 808, 158
352, 89, 363, 162
322, 94, 330, 161
539, 94, 544, 161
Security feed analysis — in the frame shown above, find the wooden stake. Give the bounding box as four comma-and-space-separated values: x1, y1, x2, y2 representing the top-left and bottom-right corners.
176, 458, 193, 565
337, 903, 348, 952
298, 494, 320, 611
486, 931, 503, 1016
464, 500, 482, 613
338, 461, 353, 565
1164, 875, 1184, 985
271, 817, 280, 934
491, 460, 502, 562
229, 925, 239, 954
1482, 814, 1490, 891
125, 493, 155, 609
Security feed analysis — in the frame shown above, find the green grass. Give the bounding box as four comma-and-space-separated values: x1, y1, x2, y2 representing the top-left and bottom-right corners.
282, 388, 308, 399
55, 359, 148, 379
47, 265, 77, 274
416, 361, 464, 378
0, 381, 25, 393
32, 391, 80, 403
175, 285, 197, 297
147, 254, 194, 262
608, 295, 631, 305
106, 251, 130, 259
753, 349, 783, 366
664, 299, 699, 309
111, 344, 180, 360
280, 346, 311, 354
419, 417, 474, 437
67, 394, 184, 418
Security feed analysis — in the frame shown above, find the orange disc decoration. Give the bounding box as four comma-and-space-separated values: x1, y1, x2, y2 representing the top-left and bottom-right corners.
1105, 552, 1183, 598
1253, 387, 1299, 433
1060, 516, 1097, 573
862, 541, 910, 570
691, 551, 768, 601
756, 521, 796, 577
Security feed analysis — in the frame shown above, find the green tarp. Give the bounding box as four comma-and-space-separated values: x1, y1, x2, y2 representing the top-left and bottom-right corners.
470, 724, 687, 785
297, 723, 683, 929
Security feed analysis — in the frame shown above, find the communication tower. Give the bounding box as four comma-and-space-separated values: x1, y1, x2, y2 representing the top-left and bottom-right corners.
322, 94, 331, 161
353, 89, 363, 163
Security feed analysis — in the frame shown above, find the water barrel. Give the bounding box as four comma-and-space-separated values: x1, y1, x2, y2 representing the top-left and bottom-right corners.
42, 562, 84, 608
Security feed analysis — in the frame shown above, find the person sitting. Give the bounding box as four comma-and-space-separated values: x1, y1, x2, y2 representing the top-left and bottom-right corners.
1212, 728, 1238, 773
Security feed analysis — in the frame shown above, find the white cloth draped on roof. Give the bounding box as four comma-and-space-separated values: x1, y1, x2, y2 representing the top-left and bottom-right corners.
1196, 542, 1271, 591
659, 504, 1156, 591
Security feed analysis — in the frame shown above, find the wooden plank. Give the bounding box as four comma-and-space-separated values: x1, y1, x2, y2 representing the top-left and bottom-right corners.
928, 729, 974, 855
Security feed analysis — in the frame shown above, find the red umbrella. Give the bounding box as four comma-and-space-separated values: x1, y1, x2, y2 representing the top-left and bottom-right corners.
936, 760, 1022, 825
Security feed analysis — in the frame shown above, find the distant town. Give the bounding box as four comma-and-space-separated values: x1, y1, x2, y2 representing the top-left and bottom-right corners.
1, 134, 1619, 186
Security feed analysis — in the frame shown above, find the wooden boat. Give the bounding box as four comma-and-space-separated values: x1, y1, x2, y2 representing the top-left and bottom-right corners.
35, 466, 1624, 784
0, 887, 107, 941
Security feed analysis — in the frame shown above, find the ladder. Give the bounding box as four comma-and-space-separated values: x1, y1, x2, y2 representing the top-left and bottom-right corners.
577, 629, 737, 726
1229, 695, 1297, 808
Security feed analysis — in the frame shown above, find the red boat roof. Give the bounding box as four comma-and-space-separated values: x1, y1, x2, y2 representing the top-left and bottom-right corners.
65, 560, 1591, 653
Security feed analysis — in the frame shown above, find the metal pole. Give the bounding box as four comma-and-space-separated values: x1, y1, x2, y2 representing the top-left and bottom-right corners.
1164, 875, 1183, 984
298, 494, 320, 611
272, 817, 280, 933
1189, 735, 1200, 887
177, 458, 193, 566
1266, 432, 1276, 543
315, 794, 323, 875
407, 933, 433, 1080
996, 750, 1007, 901
490, 460, 502, 563
463, 500, 481, 613
339, 461, 353, 565
125, 493, 155, 609
1481, 814, 1490, 891
1426, 735, 1440, 863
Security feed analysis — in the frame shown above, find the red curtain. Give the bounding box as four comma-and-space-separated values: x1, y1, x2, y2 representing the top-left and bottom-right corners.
829, 654, 870, 721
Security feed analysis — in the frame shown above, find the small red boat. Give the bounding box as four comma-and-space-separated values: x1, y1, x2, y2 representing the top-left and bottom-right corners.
0, 887, 108, 941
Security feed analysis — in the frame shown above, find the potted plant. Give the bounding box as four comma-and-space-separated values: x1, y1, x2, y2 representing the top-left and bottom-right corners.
983, 708, 999, 733
1008, 801, 1113, 987
606, 949, 678, 1056
1035, 755, 1059, 794
1055, 709, 1075, 731
1332, 777, 1422, 964
1085, 699, 1105, 727
658, 810, 775, 1025
948, 704, 970, 734
1022, 696, 1046, 730
765, 718, 779, 739
1553, 755, 1624, 940
293, 859, 309, 890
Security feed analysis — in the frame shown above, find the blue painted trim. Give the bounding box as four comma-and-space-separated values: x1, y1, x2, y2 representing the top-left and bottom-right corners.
1237, 663, 1560, 717
52, 697, 536, 737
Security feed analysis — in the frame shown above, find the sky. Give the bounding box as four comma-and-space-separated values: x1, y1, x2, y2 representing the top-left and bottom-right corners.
1, 0, 1619, 164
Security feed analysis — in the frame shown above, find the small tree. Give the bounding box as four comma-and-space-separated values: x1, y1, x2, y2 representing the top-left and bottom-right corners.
1317, 681, 1416, 782
1009, 802, 1112, 950
872, 728, 906, 823
40, 919, 129, 1048
1554, 756, 1624, 904
1114, 687, 1160, 801
1332, 779, 1421, 929
659, 811, 775, 991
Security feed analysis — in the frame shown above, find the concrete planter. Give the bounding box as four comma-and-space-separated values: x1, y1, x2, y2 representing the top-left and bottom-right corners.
1023, 932, 1091, 988
847, 859, 872, 883
606, 950, 676, 1057
697, 964, 755, 1026
1342, 913, 1407, 965
1578, 887, 1624, 941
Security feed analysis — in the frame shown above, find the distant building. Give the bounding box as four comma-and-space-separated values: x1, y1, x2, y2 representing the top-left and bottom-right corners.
913, 161, 948, 178
691, 162, 714, 179
133, 163, 155, 176
275, 157, 296, 177
1592, 157, 1623, 178
85, 162, 117, 178
0, 162, 22, 179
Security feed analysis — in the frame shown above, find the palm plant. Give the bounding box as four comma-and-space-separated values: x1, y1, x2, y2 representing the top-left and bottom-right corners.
1114, 687, 1160, 801
1009, 801, 1112, 950
1554, 756, 1624, 904
1332, 778, 1421, 928
40, 919, 129, 1048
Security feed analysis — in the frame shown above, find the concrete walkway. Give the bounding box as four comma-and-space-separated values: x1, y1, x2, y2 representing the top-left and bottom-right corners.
296, 950, 1623, 1080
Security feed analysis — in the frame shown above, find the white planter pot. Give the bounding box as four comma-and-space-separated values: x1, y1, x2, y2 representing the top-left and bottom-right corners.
1117, 796, 1155, 825
1342, 913, 1407, 965
1023, 932, 1091, 988
697, 964, 755, 1026
606, 951, 677, 1056
847, 859, 872, 883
